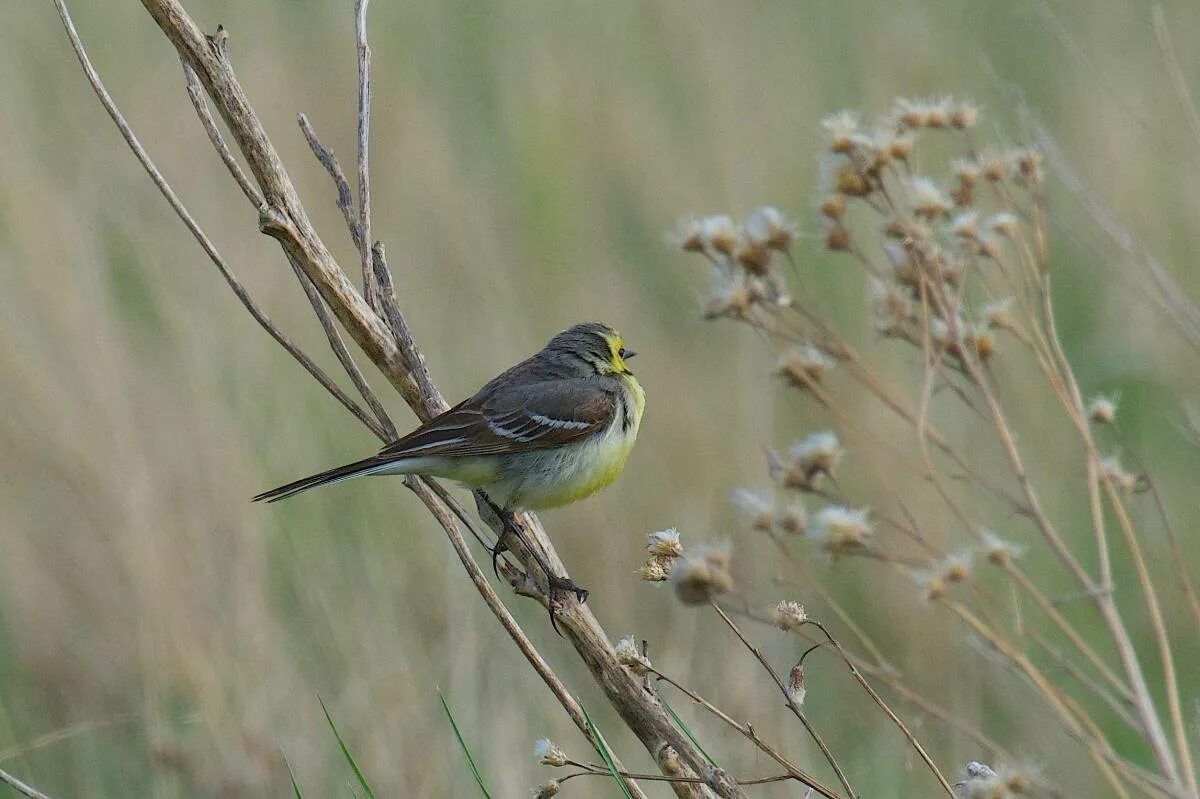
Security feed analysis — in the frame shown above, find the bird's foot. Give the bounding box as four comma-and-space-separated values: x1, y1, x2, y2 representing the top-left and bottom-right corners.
488, 537, 508, 580
546, 574, 588, 636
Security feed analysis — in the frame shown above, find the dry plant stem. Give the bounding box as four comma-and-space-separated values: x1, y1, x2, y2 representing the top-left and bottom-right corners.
0, 768, 57, 799
403, 476, 648, 799
803, 619, 955, 798
139, 0, 427, 414
722, 600, 1010, 761
51, 0, 380, 437
1033, 274, 1185, 792
74, 2, 732, 794
560, 762, 793, 787
708, 603, 859, 799
354, 0, 378, 312
297, 114, 363, 250
183, 63, 262, 207
648, 669, 843, 799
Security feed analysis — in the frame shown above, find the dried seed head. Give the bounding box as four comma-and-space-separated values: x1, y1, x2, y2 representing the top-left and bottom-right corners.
949, 211, 979, 239
647, 528, 683, 558
980, 529, 1025, 566
980, 149, 1008, 182
882, 242, 920, 287
532, 779, 561, 798
982, 298, 1015, 330
834, 163, 872, 197
1010, 148, 1043, 186
907, 177, 951, 219
735, 237, 772, 275
893, 97, 928, 129
1099, 455, 1139, 494
777, 499, 808, 535
889, 131, 916, 161
954, 761, 1004, 799
614, 635, 652, 676
950, 100, 981, 129
672, 217, 706, 253
925, 96, 953, 129
913, 569, 949, 602
952, 158, 981, 187
825, 223, 853, 252
777, 345, 835, 388
732, 488, 775, 530
939, 550, 974, 582
700, 215, 738, 256
987, 212, 1019, 238
637, 559, 670, 582
1087, 394, 1117, 425
786, 431, 844, 487
746, 206, 796, 251
705, 270, 753, 319
820, 110, 860, 153
869, 277, 915, 337
967, 324, 997, 360
810, 505, 873, 557
535, 738, 569, 767
820, 194, 847, 221
787, 663, 807, 707
672, 542, 734, 605
773, 600, 808, 631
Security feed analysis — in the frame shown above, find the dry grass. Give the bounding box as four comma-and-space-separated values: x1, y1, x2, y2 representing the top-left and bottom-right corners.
2, 1, 1200, 797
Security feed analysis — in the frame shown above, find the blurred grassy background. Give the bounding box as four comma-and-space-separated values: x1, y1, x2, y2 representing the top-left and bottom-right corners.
2, 1, 1199, 796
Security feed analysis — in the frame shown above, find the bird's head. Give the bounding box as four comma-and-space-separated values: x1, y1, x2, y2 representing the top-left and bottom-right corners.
545, 322, 637, 377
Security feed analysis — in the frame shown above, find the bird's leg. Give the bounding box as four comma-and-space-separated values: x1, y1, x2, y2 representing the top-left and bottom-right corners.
477, 493, 588, 632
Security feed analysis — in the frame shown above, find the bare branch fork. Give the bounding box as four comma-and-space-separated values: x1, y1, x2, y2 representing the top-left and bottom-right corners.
53, 0, 741, 795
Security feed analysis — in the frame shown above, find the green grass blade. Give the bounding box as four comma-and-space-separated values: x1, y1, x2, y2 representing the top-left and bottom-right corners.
580, 705, 635, 799
318, 696, 377, 799
659, 692, 717, 766
281, 749, 305, 799
437, 689, 493, 798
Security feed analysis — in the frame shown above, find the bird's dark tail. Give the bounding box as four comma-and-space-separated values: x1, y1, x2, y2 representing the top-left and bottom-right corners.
252, 455, 393, 503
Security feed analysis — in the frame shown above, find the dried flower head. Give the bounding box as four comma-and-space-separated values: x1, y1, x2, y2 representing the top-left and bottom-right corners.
734, 236, 772, 275
672, 217, 706, 253
950, 100, 981, 129
810, 505, 873, 557
777, 499, 808, 535
948, 211, 979, 239
637, 559, 669, 582
833, 162, 872, 197
1087, 394, 1117, 425
987, 212, 1019, 238
980, 529, 1025, 566
786, 431, 844, 487
966, 323, 997, 360
893, 97, 928, 129
777, 345, 835, 388
954, 761, 1003, 799
939, 550, 974, 582
1099, 455, 1139, 494
532, 779, 561, 798
647, 528, 683, 558
819, 194, 847, 221
869, 277, 915, 337
980, 149, 1008, 182
787, 663, 807, 706
704, 269, 753, 319
820, 110, 860, 153
907, 177, 951, 219
614, 635, 652, 676
745, 206, 796, 251
672, 542, 734, 605
732, 488, 775, 530
912, 568, 949, 602
535, 738, 569, 767
699, 215, 737, 256
889, 131, 916, 161
982, 297, 1015, 330
773, 600, 808, 631
1010, 148, 1043, 186
924, 96, 953, 129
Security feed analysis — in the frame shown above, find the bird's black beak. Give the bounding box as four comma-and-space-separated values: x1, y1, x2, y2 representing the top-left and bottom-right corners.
623, 350, 637, 359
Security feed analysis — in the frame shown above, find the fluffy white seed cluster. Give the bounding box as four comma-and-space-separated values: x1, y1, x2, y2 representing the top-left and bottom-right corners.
613, 635, 652, 676
671, 542, 734, 605
809, 506, 873, 557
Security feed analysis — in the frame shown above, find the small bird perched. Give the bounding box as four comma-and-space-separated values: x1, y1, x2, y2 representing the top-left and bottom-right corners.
254, 322, 645, 612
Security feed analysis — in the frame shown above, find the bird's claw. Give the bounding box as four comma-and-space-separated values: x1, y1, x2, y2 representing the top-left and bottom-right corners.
546, 575, 588, 636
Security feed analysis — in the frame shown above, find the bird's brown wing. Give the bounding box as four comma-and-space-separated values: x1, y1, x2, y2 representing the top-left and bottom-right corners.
377, 379, 616, 460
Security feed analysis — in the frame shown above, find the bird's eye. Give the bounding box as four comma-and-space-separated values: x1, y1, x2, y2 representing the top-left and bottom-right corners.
618, 347, 636, 360
617, 347, 626, 358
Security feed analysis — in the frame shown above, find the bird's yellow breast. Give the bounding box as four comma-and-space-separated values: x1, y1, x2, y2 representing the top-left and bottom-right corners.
514, 375, 644, 510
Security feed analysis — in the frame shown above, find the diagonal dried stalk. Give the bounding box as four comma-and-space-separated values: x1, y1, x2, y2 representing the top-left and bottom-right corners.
0, 766, 57, 799
58, 0, 739, 795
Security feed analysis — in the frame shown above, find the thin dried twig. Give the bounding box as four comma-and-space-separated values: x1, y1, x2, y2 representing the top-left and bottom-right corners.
354, 0, 378, 312
0, 766, 58, 799
51, 0, 379, 437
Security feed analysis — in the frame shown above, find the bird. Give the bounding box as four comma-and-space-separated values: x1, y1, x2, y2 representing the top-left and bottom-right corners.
254, 321, 645, 612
